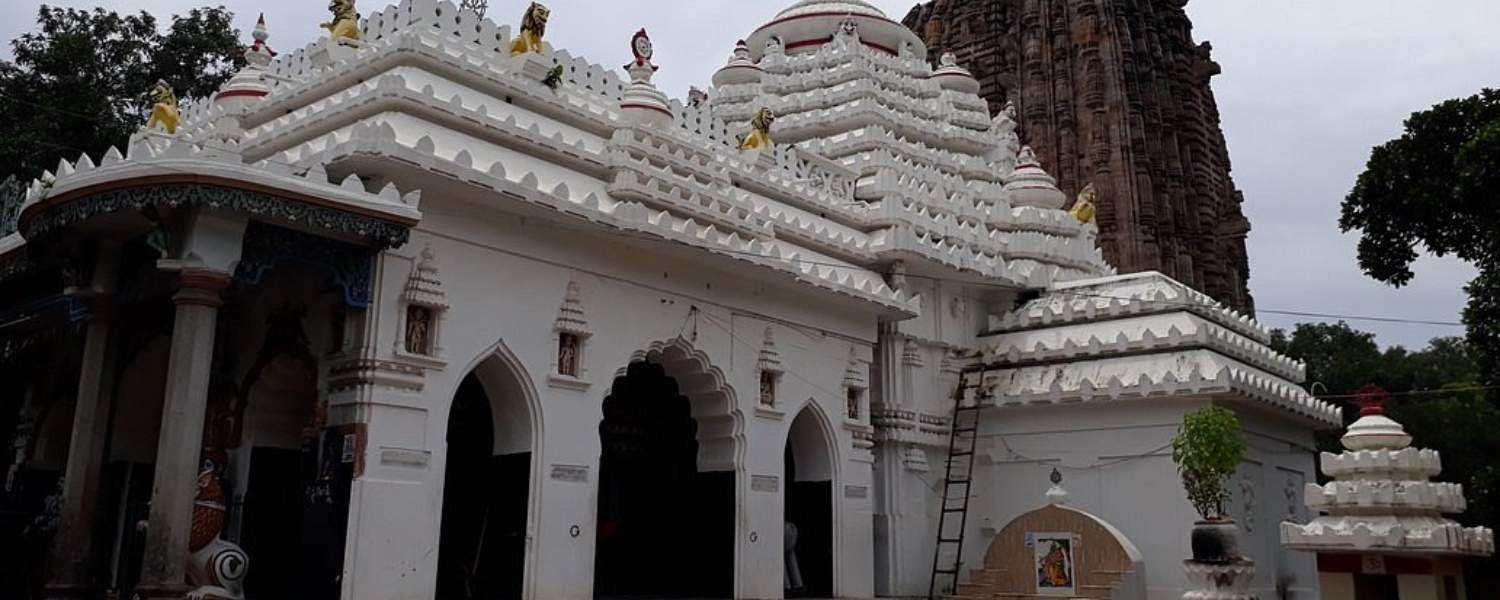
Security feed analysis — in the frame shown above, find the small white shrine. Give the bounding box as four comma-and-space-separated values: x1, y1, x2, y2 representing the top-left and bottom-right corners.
0, 1, 1339, 599
1281, 387, 1495, 600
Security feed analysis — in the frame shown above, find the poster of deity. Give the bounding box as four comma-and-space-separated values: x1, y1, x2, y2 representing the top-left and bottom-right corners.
1031, 532, 1076, 596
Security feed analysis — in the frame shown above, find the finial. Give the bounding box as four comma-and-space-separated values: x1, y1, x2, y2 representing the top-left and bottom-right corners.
1045, 467, 1069, 505
1354, 383, 1390, 416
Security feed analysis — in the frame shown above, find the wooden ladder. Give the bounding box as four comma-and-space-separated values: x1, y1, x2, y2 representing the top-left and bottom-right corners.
928, 365, 989, 599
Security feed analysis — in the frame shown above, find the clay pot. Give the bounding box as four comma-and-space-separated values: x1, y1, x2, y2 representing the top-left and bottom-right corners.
1190, 519, 1241, 563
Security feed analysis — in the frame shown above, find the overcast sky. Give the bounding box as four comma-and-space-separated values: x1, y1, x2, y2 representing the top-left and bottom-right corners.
3, 0, 1495, 349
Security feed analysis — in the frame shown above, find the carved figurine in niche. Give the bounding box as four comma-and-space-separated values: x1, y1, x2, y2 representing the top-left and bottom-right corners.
1070, 182, 1098, 225
146, 79, 180, 134
510, 2, 550, 56
405, 304, 433, 355
187, 450, 249, 600
764, 35, 784, 57
759, 370, 777, 407
557, 332, 581, 377
738, 107, 776, 151
320, 0, 361, 43
846, 387, 861, 420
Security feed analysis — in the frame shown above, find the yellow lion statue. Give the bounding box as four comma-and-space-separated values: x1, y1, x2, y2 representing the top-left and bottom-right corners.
321, 0, 361, 43
1070, 182, 1098, 224
146, 80, 179, 135
739, 108, 776, 151
510, 2, 550, 56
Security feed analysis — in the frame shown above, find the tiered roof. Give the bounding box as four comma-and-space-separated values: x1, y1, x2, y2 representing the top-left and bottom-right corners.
1282, 396, 1495, 554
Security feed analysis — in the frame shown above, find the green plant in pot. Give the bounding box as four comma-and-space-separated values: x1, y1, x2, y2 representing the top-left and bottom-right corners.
1171, 405, 1247, 563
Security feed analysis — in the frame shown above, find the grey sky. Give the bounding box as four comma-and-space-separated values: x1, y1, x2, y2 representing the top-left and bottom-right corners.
3, 0, 1494, 349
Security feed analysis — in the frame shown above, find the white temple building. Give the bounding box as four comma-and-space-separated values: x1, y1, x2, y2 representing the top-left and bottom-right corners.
1282, 388, 1494, 599
0, 1, 1342, 599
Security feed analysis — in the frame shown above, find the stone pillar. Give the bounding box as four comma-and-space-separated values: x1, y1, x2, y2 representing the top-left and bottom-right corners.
44, 247, 122, 599
134, 269, 232, 599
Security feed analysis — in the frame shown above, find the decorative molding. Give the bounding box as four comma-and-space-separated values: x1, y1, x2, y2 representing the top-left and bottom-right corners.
234, 221, 375, 307
22, 183, 409, 248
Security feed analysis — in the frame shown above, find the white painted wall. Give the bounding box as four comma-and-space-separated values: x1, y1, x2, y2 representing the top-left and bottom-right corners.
336, 195, 882, 600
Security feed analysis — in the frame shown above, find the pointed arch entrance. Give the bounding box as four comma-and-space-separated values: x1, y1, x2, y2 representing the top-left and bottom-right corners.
437, 345, 539, 600
594, 339, 741, 598
785, 402, 836, 598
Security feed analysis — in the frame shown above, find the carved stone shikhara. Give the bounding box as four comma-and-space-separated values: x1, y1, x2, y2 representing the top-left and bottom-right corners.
904, 0, 1255, 313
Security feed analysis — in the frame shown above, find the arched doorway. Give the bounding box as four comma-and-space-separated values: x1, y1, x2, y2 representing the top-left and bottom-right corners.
437, 352, 536, 600
784, 404, 835, 598
595, 357, 735, 598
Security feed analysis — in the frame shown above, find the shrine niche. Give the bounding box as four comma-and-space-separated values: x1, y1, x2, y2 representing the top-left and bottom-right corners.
961, 475, 1146, 600
756, 327, 784, 417
394, 244, 448, 364
548, 281, 591, 389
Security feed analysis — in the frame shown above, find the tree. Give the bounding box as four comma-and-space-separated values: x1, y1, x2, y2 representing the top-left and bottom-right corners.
0, 5, 243, 183
1341, 89, 1500, 381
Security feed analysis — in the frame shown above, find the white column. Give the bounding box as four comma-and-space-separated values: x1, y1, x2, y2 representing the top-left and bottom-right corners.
44, 247, 122, 599
134, 269, 231, 599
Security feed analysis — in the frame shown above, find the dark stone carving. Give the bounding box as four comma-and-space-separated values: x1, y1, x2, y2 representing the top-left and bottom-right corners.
21, 183, 411, 249
234, 221, 377, 308
0, 176, 21, 238
904, 0, 1254, 313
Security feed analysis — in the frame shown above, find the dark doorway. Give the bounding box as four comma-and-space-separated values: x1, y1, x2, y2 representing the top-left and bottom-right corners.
437, 374, 530, 600
1354, 573, 1399, 600
595, 361, 732, 598
784, 409, 833, 599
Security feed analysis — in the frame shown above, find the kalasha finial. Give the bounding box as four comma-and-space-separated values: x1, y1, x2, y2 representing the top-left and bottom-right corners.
1050, 467, 1062, 485
1353, 384, 1391, 416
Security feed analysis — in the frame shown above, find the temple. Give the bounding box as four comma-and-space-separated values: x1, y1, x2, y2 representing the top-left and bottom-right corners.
903, 0, 1256, 313
0, 1, 1336, 599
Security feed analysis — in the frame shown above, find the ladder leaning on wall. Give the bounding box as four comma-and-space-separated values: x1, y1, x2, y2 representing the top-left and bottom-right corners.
927, 365, 991, 599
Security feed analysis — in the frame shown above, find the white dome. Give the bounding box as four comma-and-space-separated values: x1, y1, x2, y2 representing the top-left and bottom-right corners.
773, 0, 889, 20
746, 0, 925, 61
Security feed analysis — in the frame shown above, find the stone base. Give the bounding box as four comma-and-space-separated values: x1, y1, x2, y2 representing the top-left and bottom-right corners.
1182, 558, 1257, 600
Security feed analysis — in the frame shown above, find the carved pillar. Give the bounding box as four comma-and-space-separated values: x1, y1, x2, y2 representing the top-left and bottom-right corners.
44, 246, 122, 599
134, 269, 232, 599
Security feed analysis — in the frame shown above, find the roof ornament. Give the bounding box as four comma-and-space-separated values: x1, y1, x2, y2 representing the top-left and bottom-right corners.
1046, 467, 1069, 505
831, 17, 859, 50
619, 29, 671, 127
247, 14, 275, 66
1070, 183, 1098, 225
738, 108, 775, 152
687, 86, 708, 109
764, 35, 785, 58
320, 0, 361, 43
510, 2, 550, 57
459, 0, 488, 18
145, 80, 180, 135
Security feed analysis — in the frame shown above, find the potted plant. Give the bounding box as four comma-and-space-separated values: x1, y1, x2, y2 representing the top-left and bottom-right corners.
1170, 405, 1247, 563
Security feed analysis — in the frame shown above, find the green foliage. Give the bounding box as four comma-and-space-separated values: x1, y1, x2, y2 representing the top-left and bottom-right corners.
1170, 406, 1246, 521
1341, 89, 1500, 380
0, 5, 244, 183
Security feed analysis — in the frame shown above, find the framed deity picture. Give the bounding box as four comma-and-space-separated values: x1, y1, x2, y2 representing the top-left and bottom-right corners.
1030, 532, 1077, 596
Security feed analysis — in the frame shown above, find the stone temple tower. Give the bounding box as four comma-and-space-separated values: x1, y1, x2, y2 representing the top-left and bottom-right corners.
903, 0, 1255, 313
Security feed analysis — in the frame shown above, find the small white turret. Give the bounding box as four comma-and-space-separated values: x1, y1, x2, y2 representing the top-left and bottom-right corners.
1002, 146, 1067, 210
618, 29, 671, 127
